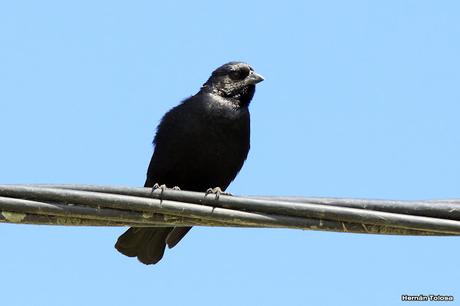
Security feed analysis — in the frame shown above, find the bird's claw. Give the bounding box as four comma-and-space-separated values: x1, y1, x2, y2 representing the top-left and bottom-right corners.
151, 183, 181, 198
205, 187, 232, 200
152, 183, 167, 191
152, 183, 165, 190
151, 183, 168, 199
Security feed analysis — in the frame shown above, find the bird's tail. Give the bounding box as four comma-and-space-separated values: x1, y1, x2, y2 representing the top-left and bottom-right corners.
166, 227, 192, 248
115, 226, 192, 264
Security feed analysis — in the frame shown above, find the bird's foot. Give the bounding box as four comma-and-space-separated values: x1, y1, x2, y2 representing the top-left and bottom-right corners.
151, 183, 167, 199
151, 183, 181, 197
205, 187, 232, 200
152, 183, 167, 192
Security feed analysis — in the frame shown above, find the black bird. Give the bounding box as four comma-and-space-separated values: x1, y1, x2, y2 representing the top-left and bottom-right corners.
115, 62, 264, 265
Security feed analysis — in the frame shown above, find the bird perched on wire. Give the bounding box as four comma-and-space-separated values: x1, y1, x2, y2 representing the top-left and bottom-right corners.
115, 61, 264, 265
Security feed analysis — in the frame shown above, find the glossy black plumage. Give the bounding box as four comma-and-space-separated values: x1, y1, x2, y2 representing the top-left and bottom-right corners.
115, 62, 263, 264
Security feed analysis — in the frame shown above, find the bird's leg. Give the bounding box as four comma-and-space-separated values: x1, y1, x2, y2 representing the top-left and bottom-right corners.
205, 187, 232, 200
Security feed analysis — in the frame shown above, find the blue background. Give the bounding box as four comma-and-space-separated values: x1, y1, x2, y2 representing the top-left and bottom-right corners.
1, 1, 459, 305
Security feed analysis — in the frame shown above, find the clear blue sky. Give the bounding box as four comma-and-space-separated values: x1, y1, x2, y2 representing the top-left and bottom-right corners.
1, 1, 459, 305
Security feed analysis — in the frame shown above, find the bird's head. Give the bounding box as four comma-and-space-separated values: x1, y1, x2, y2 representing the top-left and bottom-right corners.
201, 62, 264, 107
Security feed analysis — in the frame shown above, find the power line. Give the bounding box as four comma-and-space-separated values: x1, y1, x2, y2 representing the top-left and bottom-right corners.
0, 184, 459, 236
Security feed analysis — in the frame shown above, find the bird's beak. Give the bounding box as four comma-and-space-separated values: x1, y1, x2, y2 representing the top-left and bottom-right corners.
247, 71, 264, 85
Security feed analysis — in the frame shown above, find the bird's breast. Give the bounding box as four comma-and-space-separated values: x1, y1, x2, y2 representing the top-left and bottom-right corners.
148, 96, 250, 190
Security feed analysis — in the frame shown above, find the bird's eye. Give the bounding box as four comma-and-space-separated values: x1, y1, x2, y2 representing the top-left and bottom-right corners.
229, 67, 250, 80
